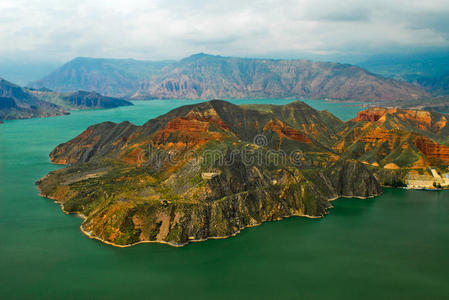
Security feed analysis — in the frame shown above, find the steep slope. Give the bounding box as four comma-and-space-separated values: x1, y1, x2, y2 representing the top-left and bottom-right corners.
32, 54, 429, 101
0, 78, 67, 121
30, 57, 173, 97
37, 100, 381, 247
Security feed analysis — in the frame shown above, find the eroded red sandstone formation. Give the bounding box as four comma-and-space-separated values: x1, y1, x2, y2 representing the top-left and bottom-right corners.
352, 108, 393, 122
264, 119, 312, 144
151, 117, 225, 148
413, 136, 449, 162
352, 107, 448, 134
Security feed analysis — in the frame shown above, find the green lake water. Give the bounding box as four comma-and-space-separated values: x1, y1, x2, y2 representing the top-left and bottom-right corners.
1, 99, 449, 299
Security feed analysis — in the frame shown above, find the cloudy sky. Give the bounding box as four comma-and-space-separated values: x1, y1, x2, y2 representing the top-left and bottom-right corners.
1, 0, 449, 63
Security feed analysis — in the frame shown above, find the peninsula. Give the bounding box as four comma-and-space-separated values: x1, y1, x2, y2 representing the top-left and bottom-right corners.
36, 100, 449, 246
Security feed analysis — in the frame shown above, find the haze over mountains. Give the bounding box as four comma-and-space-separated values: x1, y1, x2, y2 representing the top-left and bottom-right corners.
30, 58, 173, 97
30, 53, 429, 102
358, 52, 449, 96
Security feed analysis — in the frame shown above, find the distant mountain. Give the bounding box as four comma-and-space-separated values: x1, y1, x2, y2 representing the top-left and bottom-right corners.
0, 78, 132, 122
358, 52, 449, 96
30, 54, 429, 102
30, 57, 173, 97
417, 72, 449, 96
0, 78, 67, 121
358, 52, 449, 81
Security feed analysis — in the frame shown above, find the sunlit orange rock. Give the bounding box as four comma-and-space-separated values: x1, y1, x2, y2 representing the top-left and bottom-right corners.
264, 119, 312, 144
413, 137, 449, 162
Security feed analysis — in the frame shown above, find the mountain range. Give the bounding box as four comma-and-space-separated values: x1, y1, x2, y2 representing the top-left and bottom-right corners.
30, 53, 429, 102
36, 100, 449, 246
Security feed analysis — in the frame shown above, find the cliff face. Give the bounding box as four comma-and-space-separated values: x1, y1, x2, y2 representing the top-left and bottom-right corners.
413, 136, 449, 162
0, 97, 17, 110
79, 159, 379, 246
61, 91, 132, 109
30, 54, 429, 101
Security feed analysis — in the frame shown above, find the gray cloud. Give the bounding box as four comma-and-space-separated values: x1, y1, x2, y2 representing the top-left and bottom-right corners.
0, 0, 448, 63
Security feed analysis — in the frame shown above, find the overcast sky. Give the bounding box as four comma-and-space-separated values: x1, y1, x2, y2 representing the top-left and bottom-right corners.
1, 0, 449, 63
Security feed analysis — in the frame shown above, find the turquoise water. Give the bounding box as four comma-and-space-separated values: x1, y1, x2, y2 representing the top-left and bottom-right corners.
1, 99, 449, 299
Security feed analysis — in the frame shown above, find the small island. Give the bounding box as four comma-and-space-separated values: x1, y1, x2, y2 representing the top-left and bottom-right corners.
37, 100, 449, 247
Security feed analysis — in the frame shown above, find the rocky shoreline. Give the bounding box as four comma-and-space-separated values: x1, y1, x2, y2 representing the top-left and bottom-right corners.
37, 178, 382, 248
